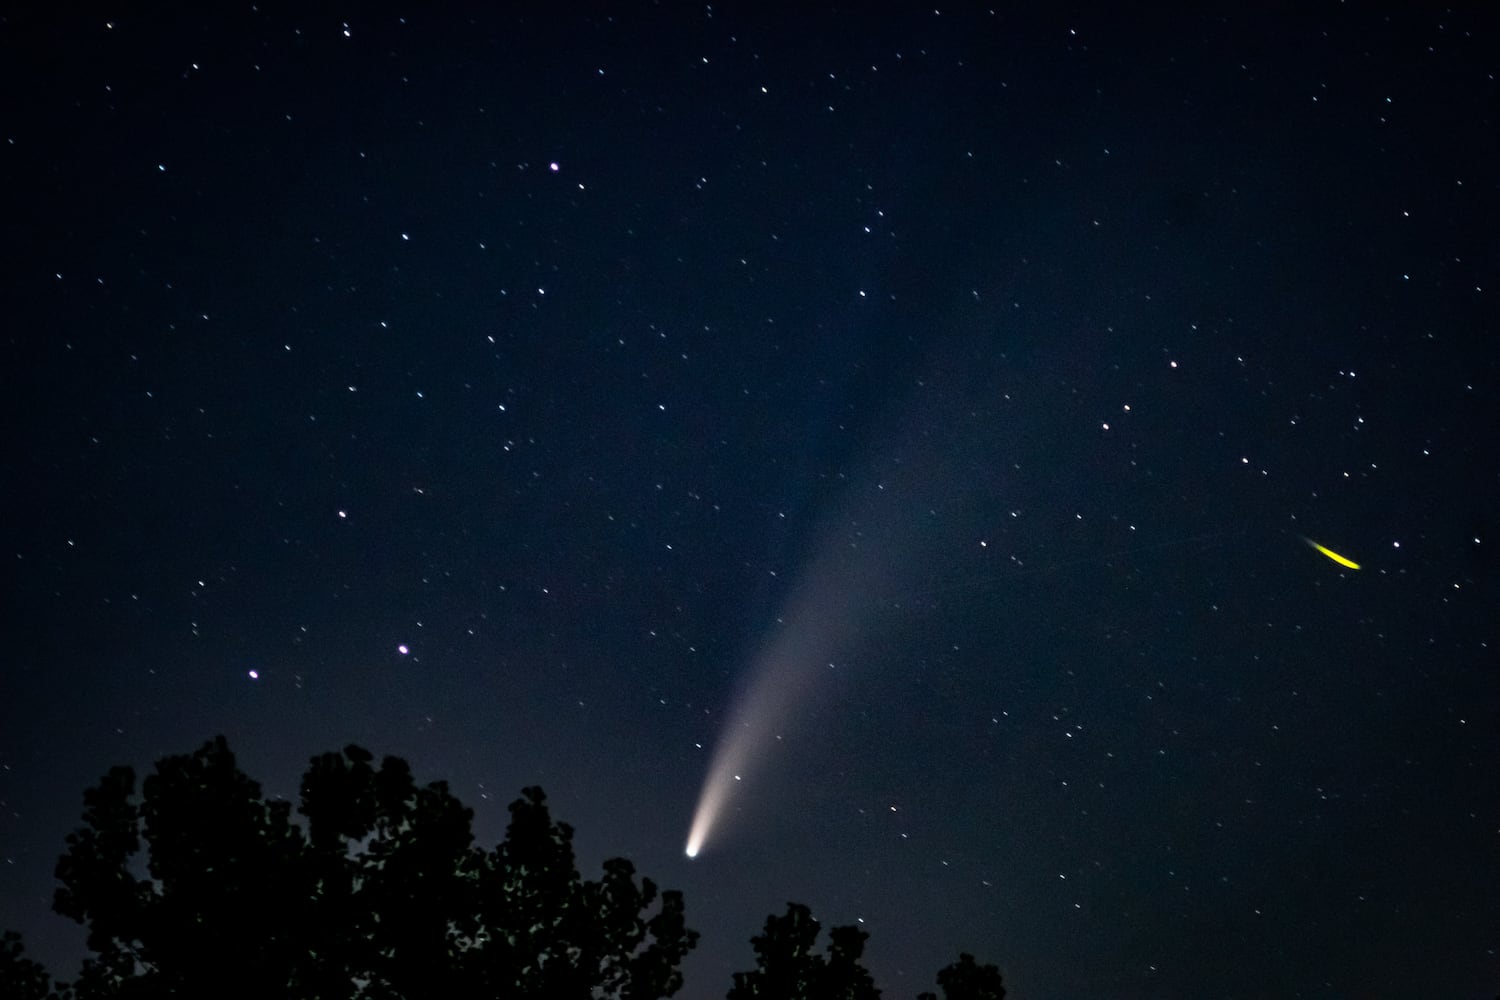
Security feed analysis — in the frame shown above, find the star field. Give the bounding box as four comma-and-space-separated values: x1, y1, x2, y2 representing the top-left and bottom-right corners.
2, 6, 1496, 998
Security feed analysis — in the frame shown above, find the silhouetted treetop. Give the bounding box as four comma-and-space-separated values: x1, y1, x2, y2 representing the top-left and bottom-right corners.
7, 737, 1015, 1000
726, 902, 880, 1000
917, 951, 1008, 1000
0, 931, 52, 1000
40, 736, 698, 999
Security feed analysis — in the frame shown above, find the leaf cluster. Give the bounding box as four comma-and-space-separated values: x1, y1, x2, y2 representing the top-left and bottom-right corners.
6, 737, 1010, 1000
41, 737, 695, 999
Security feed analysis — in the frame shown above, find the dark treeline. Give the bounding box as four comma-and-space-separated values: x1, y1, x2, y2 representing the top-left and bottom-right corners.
1, 737, 1006, 999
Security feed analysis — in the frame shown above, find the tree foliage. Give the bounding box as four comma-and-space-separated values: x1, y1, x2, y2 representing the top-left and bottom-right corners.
917, 951, 1008, 1000
33, 736, 697, 999
3, 737, 1010, 1000
0, 931, 53, 1000
726, 902, 880, 1000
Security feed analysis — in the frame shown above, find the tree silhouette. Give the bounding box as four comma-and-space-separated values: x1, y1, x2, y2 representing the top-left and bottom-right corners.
0, 931, 53, 1000
34, 736, 697, 999
5, 736, 1016, 1000
726, 902, 879, 1000
917, 951, 1008, 1000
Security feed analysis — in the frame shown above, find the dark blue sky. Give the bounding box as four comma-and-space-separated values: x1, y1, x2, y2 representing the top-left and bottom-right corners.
3, 5, 1496, 998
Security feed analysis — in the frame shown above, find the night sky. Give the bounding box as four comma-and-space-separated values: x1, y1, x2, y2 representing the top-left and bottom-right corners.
3, 5, 1497, 998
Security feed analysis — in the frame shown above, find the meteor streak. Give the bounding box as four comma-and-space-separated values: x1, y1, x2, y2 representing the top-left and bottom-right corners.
1301, 535, 1360, 570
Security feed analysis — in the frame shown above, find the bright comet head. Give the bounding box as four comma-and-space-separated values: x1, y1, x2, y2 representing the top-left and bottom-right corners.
683, 496, 910, 860
683, 774, 727, 859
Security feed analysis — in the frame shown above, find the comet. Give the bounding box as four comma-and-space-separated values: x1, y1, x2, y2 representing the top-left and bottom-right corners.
684, 515, 907, 859
1301, 535, 1360, 570
682, 577, 863, 859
